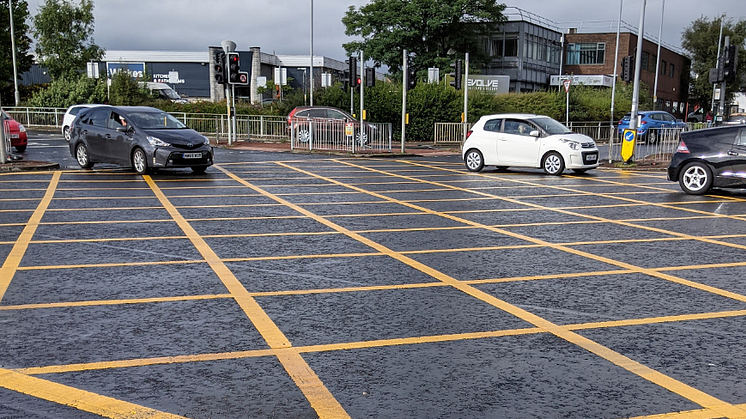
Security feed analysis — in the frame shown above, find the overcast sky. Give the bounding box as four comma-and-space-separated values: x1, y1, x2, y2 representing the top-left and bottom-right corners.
25, 0, 746, 60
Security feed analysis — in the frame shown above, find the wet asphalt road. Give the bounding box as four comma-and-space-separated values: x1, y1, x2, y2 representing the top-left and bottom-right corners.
2, 132, 746, 418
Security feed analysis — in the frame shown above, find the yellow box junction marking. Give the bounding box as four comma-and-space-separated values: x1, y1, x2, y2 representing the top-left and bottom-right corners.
258, 161, 746, 418
142, 175, 349, 419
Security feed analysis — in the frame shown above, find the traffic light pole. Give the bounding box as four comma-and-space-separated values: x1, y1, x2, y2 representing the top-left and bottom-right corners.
463, 52, 469, 142
629, 0, 647, 135
0, 107, 7, 163
711, 17, 724, 116
401, 50, 407, 154
719, 36, 730, 121
359, 50, 364, 153
232, 84, 238, 144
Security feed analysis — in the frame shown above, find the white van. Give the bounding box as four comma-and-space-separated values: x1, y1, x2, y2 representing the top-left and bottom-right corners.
142, 82, 188, 103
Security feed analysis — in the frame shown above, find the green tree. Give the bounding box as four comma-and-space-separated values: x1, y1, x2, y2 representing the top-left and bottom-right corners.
27, 73, 106, 107
0, 0, 34, 100
682, 15, 746, 111
108, 71, 152, 106
342, 0, 505, 73
32, 0, 104, 80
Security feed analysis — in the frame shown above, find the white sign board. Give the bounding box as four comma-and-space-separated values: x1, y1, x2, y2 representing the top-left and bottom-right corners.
466, 75, 510, 94
428, 68, 440, 84
274, 68, 288, 85
550, 75, 614, 88
86, 62, 99, 79
257, 76, 267, 88
168, 71, 179, 84
321, 73, 332, 87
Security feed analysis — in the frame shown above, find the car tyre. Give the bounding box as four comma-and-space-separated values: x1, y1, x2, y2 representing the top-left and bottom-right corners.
63, 126, 71, 142
75, 143, 93, 169
298, 128, 311, 143
131, 148, 150, 175
679, 161, 713, 195
542, 151, 565, 175
14, 145, 26, 152
191, 166, 207, 174
464, 149, 484, 172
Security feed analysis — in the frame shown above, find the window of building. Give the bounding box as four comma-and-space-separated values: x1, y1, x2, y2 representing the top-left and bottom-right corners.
642, 52, 649, 71
566, 42, 605, 65
669, 63, 675, 77
660, 60, 667, 75
490, 33, 518, 57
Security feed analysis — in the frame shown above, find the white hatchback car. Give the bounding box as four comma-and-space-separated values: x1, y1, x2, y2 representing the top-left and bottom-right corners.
61, 104, 103, 141
462, 114, 600, 175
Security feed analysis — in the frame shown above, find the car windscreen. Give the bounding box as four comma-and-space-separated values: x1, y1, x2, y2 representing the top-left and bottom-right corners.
528, 117, 572, 135
126, 111, 187, 129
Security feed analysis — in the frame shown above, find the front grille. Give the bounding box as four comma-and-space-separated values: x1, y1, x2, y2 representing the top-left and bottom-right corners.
170, 142, 203, 150
582, 151, 599, 165
581, 142, 595, 149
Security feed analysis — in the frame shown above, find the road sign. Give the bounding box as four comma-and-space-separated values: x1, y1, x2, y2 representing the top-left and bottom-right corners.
345, 122, 354, 137
562, 79, 572, 93
621, 129, 636, 162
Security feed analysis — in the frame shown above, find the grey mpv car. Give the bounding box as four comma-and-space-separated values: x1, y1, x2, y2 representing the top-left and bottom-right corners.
69, 106, 213, 174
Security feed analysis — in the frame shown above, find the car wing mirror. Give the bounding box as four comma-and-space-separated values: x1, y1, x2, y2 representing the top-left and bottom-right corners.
116, 126, 127, 132
530, 130, 540, 137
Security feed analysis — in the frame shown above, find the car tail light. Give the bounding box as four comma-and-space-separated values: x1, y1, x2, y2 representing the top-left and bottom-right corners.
465, 130, 473, 139
640, 120, 647, 125
676, 141, 690, 153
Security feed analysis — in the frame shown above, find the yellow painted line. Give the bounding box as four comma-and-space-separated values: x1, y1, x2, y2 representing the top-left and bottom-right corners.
0, 172, 59, 303
143, 175, 349, 419
275, 161, 746, 418
0, 368, 186, 418
17, 259, 207, 270
566, 309, 746, 331
625, 404, 746, 419
0, 294, 233, 311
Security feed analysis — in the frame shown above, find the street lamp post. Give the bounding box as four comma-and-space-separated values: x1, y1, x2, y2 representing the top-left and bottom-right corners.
309, 0, 314, 106
629, 0, 647, 135
9, 0, 21, 105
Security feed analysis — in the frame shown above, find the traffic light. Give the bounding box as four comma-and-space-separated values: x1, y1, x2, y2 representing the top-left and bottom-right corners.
214, 51, 227, 85
407, 66, 417, 90
341, 70, 349, 91
227, 52, 248, 85
723, 45, 738, 83
365, 67, 375, 87
349, 56, 358, 88
449, 59, 463, 90
621, 55, 634, 82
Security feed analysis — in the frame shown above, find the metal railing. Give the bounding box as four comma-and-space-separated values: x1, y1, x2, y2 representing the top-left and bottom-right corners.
566, 121, 615, 144
434, 122, 473, 145
3, 107, 65, 128
607, 126, 685, 162
290, 118, 392, 153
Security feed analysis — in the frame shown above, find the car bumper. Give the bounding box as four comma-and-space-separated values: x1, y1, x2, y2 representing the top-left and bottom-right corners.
566, 149, 600, 169
9, 132, 27, 146
151, 146, 213, 168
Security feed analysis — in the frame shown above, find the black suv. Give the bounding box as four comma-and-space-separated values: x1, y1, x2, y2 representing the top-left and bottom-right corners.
668, 125, 746, 194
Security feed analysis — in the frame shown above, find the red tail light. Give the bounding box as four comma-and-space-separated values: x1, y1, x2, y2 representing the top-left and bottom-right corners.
676, 140, 690, 153
640, 120, 647, 125
465, 130, 473, 139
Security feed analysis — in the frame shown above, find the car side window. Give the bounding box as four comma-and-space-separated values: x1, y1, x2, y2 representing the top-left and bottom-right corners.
107, 112, 127, 130
649, 114, 661, 121
483, 119, 502, 132
295, 110, 310, 119
504, 119, 534, 136
327, 110, 348, 120
307, 109, 327, 118
88, 109, 111, 127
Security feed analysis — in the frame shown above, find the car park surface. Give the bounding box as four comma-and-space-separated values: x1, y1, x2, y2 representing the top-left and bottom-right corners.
2, 136, 746, 418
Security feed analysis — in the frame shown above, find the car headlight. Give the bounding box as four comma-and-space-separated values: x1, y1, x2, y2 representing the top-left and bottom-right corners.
558, 138, 580, 150
18, 124, 26, 132
147, 136, 171, 147
202, 135, 211, 145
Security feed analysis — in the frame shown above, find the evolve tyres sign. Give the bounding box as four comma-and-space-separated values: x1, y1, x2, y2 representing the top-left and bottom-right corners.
466, 75, 510, 94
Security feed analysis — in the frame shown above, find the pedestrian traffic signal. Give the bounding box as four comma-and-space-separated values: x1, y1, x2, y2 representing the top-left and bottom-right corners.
214, 51, 227, 85
449, 59, 463, 90
365, 67, 375, 87
621, 55, 634, 82
349, 56, 359, 88
407, 66, 417, 90
723, 45, 738, 83
227, 52, 248, 85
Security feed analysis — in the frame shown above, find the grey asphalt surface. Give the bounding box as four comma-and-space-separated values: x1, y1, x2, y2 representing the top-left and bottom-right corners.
1, 132, 746, 418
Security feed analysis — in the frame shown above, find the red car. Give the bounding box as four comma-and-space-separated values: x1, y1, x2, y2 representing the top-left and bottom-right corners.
2, 110, 28, 152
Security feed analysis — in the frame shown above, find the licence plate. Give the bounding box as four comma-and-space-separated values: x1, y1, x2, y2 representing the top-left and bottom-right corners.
10, 134, 19, 139
183, 153, 202, 159
586, 154, 597, 161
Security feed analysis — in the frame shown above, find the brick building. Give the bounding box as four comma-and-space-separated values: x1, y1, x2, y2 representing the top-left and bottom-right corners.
563, 30, 691, 116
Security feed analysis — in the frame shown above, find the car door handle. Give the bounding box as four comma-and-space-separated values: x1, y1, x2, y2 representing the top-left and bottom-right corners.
728, 151, 739, 156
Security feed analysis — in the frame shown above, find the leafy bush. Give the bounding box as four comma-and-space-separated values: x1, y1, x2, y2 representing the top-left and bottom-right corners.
27, 74, 106, 108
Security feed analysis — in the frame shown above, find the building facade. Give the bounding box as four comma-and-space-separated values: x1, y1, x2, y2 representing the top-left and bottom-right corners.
479, 10, 563, 92
562, 31, 691, 116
